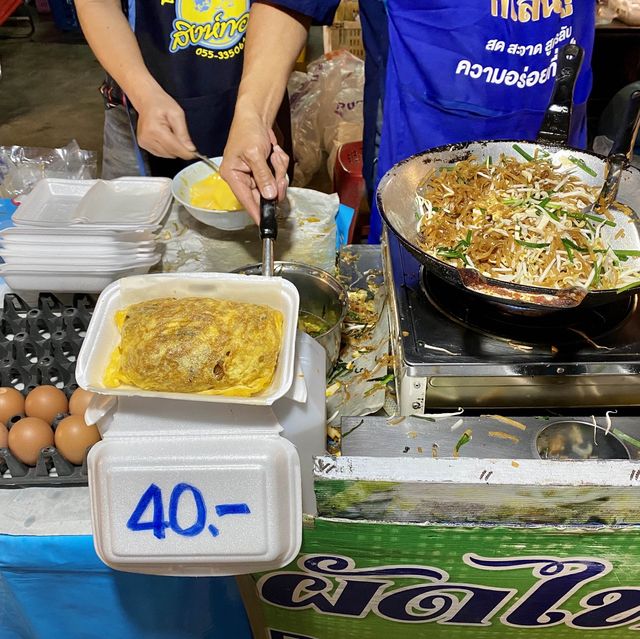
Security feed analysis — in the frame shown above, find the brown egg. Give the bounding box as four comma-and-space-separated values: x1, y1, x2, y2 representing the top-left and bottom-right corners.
8, 417, 54, 466
25, 385, 68, 424
0, 422, 7, 448
68, 388, 95, 417
0, 387, 25, 424
54, 414, 101, 465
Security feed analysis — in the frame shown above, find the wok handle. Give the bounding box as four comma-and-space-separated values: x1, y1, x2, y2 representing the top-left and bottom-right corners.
610, 89, 640, 160
458, 269, 588, 309
536, 44, 584, 146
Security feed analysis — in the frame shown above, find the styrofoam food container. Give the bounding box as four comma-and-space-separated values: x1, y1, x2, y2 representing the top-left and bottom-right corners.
0, 227, 157, 244
172, 158, 253, 231
0, 250, 160, 267
12, 178, 92, 224
0, 262, 159, 292
76, 273, 300, 405
89, 431, 302, 576
73, 178, 172, 225
0, 239, 157, 254
13, 177, 172, 228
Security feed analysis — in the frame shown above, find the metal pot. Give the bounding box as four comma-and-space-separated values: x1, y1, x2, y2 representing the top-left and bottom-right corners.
233, 261, 348, 371
377, 44, 640, 312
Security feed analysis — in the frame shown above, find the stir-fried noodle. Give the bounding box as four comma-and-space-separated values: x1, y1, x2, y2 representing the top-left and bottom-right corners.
415, 153, 640, 291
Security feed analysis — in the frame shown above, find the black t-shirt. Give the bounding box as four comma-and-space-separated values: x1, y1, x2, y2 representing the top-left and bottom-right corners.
129, 0, 249, 174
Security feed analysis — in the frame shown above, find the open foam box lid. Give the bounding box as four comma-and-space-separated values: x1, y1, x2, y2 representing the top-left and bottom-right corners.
75, 272, 300, 406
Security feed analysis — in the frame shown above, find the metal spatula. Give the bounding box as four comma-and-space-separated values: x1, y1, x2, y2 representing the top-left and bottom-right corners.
583, 90, 640, 217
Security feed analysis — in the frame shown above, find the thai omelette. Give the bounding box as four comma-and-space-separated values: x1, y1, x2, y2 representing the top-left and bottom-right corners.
104, 297, 282, 395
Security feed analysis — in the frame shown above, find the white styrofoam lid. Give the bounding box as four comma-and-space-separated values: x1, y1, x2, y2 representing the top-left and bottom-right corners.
88, 435, 301, 576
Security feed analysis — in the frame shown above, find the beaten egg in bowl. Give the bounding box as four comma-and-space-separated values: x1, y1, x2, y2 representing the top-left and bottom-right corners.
189, 172, 243, 211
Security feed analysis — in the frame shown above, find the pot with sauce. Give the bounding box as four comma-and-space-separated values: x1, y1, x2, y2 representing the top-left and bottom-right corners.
234, 261, 348, 371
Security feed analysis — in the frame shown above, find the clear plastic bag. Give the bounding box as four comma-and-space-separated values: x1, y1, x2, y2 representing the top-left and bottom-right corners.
596, 0, 618, 25
609, 0, 640, 24
0, 140, 97, 198
288, 51, 364, 186
288, 71, 324, 186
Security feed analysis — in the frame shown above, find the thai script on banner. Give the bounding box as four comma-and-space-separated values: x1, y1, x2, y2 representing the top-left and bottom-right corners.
259, 553, 640, 630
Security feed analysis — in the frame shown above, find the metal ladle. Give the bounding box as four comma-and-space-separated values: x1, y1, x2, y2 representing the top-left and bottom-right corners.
260, 195, 278, 277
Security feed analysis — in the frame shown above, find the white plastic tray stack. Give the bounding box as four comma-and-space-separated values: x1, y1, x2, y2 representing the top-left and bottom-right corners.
1, 177, 173, 292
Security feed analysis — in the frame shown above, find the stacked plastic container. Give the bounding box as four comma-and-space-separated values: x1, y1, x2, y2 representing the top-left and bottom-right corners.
1, 178, 172, 292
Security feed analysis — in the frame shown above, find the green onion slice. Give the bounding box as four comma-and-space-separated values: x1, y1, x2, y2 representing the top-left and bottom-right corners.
512, 144, 534, 162
561, 238, 589, 253
568, 156, 597, 177
515, 239, 551, 249
616, 280, 640, 293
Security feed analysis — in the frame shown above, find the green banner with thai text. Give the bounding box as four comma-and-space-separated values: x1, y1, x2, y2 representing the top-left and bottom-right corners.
253, 518, 640, 638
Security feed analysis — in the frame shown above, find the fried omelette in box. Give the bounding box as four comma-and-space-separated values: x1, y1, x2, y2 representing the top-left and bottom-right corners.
104, 297, 283, 395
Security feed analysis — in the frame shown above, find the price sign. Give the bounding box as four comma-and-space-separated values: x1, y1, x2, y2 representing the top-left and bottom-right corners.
127, 482, 251, 540
89, 437, 301, 575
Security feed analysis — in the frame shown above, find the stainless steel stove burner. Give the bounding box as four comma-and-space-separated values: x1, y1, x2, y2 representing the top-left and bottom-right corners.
384, 233, 640, 412
420, 269, 637, 347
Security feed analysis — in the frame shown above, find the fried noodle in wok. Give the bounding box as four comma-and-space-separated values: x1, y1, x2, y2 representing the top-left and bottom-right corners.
415, 154, 640, 291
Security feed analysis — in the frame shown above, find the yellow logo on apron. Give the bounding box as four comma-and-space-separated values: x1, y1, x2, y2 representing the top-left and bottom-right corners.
169, 0, 249, 53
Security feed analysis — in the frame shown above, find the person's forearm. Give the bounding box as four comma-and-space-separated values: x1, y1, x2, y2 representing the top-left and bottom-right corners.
234, 2, 311, 126
75, 0, 162, 109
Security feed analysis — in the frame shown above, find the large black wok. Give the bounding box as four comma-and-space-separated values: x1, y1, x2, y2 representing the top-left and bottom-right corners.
377, 44, 640, 311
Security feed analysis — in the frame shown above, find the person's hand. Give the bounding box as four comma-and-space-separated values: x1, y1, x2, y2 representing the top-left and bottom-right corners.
220, 111, 289, 224
134, 87, 196, 160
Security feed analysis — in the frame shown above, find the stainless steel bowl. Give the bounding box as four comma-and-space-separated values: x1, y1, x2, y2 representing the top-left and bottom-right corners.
233, 261, 347, 370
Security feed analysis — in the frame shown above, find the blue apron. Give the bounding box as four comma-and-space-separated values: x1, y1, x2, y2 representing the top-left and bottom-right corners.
360, 0, 389, 203
370, 0, 596, 242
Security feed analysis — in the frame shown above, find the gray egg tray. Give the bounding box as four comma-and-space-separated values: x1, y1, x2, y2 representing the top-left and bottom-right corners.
0, 292, 96, 488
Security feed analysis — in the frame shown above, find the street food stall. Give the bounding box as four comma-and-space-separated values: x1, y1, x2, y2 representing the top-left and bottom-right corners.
2, 8, 640, 637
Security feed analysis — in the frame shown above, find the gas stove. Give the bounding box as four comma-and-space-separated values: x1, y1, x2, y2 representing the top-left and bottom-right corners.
384, 233, 640, 414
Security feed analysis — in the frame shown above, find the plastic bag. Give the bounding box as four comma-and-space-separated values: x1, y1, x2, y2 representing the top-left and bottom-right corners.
609, 0, 640, 24
288, 71, 324, 186
315, 52, 364, 177
161, 187, 339, 274
596, 0, 618, 25
288, 51, 364, 186
0, 140, 97, 198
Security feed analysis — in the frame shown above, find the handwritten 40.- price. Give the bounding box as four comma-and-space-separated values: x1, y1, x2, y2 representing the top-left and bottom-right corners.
127, 482, 251, 539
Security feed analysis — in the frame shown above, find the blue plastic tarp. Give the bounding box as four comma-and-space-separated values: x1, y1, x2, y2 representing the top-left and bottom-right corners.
0, 534, 252, 639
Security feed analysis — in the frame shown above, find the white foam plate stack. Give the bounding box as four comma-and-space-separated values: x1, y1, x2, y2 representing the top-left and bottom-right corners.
1, 177, 173, 292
